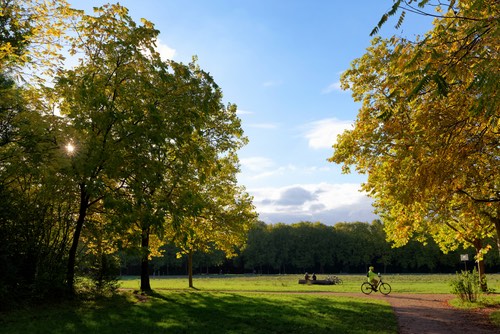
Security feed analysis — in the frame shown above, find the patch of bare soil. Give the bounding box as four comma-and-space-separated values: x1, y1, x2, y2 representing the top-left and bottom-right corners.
337, 293, 499, 334
132, 290, 150, 303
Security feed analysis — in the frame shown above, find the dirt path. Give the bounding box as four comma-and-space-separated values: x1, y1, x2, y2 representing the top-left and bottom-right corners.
341, 293, 498, 334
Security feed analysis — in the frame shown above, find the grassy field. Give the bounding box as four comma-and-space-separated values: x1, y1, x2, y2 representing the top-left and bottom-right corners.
0, 291, 395, 334
1, 274, 499, 333
120, 273, 500, 294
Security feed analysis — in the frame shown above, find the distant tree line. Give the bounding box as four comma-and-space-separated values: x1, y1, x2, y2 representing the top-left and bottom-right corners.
122, 221, 500, 276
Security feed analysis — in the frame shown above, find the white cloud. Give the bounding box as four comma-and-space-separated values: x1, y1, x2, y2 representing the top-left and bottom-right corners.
304, 118, 352, 150
252, 183, 365, 211
249, 183, 377, 224
240, 157, 275, 173
236, 109, 254, 115
239, 163, 299, 181
248, 123, 278, 129
155, 39, 176, 60
322, 81, 343, 94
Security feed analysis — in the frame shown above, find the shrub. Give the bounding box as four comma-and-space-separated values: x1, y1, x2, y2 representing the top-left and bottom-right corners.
450, 268, 482, 303
80, 252, 120, 296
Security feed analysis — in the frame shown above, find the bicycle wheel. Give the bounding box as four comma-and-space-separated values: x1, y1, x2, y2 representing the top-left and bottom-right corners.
336, 278, 343, 285
361, 282, 373, 295
379, 283, 391, 295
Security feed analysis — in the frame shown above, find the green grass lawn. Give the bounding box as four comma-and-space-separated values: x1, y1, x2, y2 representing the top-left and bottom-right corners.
0, 290, 395, 334
120, 273, 500, 294
1, 274, 499, 334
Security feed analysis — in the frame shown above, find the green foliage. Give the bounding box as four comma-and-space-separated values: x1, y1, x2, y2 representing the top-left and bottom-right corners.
0, 0, 76, 82
82, 253, 121, 296
237, 220, 498, 275
450, 268, 482, 303
1, 1, 253, 300
0, 0, 33, 56
0, 69, 74, 306
331, 0, 500, 262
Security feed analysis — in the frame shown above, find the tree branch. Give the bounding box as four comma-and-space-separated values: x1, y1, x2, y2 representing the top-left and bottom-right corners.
456, 189, 500, 203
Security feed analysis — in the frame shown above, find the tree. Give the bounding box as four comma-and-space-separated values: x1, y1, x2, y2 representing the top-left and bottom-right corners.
0, 0, 32, 61
368, 220, 393, 273
289, 223, 316, 272
0, 0, 80, 302
4, 1, 253, 296
167, 153, 256, 288
334, 222, 373, 272
269, 224, 293, 274
372, 0, 461, 36
330, 3, 499, 288
372, 1, 499, 114
0, 0, 75, 82
0, 75, 77, 300
242, 221, 271, 273
55, 4, 171, 293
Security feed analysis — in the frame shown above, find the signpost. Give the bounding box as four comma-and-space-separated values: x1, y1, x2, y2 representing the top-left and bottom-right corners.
460, 254, 469, 271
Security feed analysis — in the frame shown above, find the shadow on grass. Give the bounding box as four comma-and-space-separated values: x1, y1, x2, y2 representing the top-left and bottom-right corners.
0, 291, 397, 334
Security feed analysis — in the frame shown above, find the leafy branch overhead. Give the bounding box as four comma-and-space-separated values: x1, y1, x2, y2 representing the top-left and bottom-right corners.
371, 0, 459, 36
331, 0, 499, 288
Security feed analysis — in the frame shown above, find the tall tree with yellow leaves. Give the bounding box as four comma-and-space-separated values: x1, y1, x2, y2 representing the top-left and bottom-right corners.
330, 1, 498, 289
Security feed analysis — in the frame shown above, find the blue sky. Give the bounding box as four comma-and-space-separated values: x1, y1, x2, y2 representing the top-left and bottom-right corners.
70, 1, 433, 225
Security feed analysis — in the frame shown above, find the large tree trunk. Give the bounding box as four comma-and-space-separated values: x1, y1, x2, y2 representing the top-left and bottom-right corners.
66, 184, 89, 294
140, 227, 152, 291
188, 251, 193, 288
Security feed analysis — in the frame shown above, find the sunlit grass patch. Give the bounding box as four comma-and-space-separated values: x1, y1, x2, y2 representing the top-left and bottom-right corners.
119, 273, 500, 294
0, 290, 397, 334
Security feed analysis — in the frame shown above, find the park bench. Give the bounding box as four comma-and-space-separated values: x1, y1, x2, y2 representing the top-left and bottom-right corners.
298, 279, 334, 285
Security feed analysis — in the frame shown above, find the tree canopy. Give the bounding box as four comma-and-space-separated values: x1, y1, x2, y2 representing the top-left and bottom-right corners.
330, 0, 499, 277
0, 1, 255, 300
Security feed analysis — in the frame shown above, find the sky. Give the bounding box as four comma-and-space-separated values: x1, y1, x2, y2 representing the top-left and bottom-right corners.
69, 0, 434, 225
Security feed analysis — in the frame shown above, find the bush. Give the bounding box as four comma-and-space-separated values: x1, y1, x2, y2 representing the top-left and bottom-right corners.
80, 252, 120, 296
450, 268, 482, 303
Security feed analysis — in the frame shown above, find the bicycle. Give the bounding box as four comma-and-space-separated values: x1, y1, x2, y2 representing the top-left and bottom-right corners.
361, 275, 391, 295
324, 275, 342, 284
326, 275, 343, 284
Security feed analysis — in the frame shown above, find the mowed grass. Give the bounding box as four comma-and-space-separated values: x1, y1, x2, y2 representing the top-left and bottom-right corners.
1, 274, 499, 333
120, 273, 500, 294
0, 290, 395, 334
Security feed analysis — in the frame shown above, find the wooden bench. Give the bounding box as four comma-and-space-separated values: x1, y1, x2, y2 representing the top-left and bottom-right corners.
298, 279, 334, 285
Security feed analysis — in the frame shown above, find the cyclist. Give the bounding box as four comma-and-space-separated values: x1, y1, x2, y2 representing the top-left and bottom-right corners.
367, 266, 379, 289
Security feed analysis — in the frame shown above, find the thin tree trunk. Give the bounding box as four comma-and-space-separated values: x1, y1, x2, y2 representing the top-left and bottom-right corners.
140, 227, 152, 291
473, 239, 488, 292
494, 218, 500, 258
188, 251, 194, 288
477, 258, 487, 292
66, 184, 89, 294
